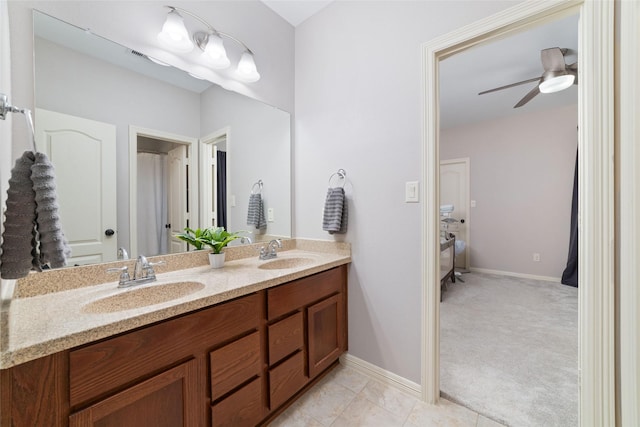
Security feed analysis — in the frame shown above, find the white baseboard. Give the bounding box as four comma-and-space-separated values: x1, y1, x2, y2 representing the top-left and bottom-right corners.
469, 267, 561, 283
339, 353, 422, 399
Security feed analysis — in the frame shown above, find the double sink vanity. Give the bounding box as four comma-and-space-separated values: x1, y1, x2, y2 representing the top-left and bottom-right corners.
0, 240, 350, 426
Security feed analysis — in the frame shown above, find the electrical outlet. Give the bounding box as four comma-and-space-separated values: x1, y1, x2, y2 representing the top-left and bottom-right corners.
267, 208, 275, 222
533, 253, 541, 262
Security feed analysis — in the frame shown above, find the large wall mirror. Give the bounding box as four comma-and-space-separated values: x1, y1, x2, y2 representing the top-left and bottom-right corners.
33, 10, 291, 266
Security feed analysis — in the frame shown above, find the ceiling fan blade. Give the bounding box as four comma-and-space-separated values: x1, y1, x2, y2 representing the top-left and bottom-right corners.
568, 66, 578, 85
478, 77, 541, 95
568, 61, 578, 71
541, 47, 567, 71
514, 83, 541, 108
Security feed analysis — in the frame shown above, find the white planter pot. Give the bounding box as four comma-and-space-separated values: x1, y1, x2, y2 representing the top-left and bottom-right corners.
208, 252, 225, 269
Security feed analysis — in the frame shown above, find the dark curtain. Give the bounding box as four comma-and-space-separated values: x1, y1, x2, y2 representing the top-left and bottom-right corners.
217, 151, 227, 230
561, 149, 578, 287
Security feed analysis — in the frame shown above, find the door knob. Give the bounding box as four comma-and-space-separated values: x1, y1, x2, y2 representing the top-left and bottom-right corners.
105, 229, 115, 236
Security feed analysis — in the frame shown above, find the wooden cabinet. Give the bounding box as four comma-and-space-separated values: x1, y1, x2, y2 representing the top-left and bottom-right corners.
0, 264, 348, 427
266, 265, 348, 411
69, 359, 198, 427
308, 293, 345, 378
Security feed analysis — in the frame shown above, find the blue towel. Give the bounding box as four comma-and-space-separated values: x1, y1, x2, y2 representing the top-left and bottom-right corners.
322, 187, 348, 234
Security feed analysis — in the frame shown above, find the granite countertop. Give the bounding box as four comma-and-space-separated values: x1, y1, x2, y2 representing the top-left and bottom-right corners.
0, 242, 350, 369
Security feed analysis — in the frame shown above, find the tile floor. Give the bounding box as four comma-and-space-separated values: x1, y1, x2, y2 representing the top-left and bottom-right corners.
268, 364, 505, 427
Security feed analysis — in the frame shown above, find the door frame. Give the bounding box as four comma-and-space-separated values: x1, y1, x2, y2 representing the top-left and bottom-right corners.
619, 0, 640, 424
439, 157, 470, 270
421, 2, 614, 427
129, 126, 198, 258
200, 126, 231, 230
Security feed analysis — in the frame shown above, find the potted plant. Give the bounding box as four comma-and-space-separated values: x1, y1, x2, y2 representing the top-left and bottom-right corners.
175, 227, 244, 268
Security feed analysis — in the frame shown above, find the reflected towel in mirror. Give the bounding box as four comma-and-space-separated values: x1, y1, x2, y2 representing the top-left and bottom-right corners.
247, 193, 266, 230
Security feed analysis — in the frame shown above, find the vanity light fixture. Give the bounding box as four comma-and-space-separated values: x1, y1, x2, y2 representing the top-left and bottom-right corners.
539, 70, 575, 94
157, 6, 260, 82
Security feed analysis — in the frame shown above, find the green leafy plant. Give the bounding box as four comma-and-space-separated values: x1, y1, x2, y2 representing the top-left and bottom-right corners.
175, 227, 244, 254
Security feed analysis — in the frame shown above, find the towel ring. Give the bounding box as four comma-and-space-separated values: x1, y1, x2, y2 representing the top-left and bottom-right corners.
328, 169, 347, 188
251, 180, 263, 194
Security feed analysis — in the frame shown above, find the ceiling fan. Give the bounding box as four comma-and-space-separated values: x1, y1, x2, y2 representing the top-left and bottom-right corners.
478, 47, 578, 108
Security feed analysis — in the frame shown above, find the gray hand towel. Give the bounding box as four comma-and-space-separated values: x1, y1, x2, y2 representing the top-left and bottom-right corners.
322, 187, 348, 234
247, 193, 267, 230
32, 152, 71, 269
1, 151, 38, 279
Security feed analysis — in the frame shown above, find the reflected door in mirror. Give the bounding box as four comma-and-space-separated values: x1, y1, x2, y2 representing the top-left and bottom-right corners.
35, 108, 117, 265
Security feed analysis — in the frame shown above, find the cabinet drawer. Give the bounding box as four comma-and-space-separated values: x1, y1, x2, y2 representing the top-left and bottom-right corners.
70, 293, 261, 407
268, 312, 303, 365
210, 332, 262, 401
269, 351, 307, 409
211, 377, 263, 427
268, 267, 344, 320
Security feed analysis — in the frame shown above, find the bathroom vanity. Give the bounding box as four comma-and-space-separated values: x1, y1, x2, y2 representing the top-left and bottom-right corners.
0, 241, 350, 427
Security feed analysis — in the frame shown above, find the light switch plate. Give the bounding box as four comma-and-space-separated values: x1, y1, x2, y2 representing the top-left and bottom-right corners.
405, 181, 419, 203
231, 195, 236, 207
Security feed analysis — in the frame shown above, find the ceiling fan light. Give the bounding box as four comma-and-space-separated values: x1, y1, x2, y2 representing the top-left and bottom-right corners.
236, 51, 260, 82
157, 9, 193, 53
539, 74, 575, 94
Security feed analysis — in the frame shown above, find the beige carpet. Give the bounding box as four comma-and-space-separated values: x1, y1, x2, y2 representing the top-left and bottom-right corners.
440, 272, 578, 427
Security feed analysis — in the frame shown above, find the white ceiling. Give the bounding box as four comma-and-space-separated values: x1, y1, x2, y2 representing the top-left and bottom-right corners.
261, 0, 334, 26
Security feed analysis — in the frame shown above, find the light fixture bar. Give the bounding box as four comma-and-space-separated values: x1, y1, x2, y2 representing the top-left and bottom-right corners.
165, 6, 255, 54
160, 5, 260, 82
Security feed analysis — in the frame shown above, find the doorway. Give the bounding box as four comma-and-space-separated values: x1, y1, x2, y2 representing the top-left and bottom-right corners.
129, 126, 198, 258
439, 158, 469, 271
421, 2, 615, 426
200, 127, 230, 231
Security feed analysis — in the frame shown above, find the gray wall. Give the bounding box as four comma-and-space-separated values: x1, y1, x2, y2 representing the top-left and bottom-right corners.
440, 104, 578, 279
201, 85, 291, 238
294, 0, 518, 384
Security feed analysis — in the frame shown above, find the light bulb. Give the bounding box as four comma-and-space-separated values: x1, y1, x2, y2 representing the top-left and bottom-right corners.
157, 10, 193, 53
539, 74, 575, 94
203, 33, 230, 69
236, 51, 260, 82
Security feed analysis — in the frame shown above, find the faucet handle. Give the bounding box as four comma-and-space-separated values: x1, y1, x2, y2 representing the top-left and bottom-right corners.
145, 260, 166, 279
107, 265, 131, 284
148, 260, 166, 267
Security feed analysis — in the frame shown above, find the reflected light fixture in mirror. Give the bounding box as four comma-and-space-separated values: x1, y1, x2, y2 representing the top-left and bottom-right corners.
158, 6, 260, 82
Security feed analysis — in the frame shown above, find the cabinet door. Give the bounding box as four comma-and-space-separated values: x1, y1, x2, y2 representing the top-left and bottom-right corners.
307, 294, 344, 378
69, 359, 199, 427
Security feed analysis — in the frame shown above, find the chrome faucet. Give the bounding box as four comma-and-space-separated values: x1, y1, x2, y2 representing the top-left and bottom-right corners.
107, 254, 165, 288
259, 239, 282, 260
117, 247, 129, 260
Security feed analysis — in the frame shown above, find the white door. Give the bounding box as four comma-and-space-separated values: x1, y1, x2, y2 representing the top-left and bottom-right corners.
200, 130, 228, 230
200, 142, 218, 228
440, 158, 470, 270
35, 108, 117, 265
167, 145, 188, 253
